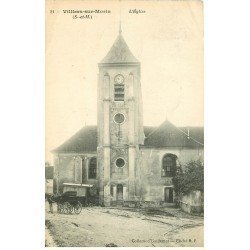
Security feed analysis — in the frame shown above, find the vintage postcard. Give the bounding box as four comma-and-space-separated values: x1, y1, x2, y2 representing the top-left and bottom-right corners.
45, 0, 204, 247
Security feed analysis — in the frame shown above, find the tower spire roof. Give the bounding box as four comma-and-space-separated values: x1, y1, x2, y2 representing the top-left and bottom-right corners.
99, 31, 139, 64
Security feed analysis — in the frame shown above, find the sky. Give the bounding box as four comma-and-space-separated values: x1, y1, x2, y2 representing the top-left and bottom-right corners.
46, 0, 203, 163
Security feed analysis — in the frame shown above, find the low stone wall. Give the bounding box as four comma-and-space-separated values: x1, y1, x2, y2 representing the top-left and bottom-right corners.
180, 191, 203, 214
179, 201, 203, 214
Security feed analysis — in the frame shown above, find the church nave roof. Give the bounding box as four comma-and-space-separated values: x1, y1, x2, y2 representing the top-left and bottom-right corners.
53, 122, 203, 154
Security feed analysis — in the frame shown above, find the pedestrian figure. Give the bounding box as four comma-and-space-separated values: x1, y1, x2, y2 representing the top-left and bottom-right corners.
47, 194, 54, 213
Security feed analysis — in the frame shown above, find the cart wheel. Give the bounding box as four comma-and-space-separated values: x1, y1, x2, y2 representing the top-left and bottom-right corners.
57, 203, 63, 214
63, 202, 70, 214
74, 201, 82, 214
64, 201, 73, 214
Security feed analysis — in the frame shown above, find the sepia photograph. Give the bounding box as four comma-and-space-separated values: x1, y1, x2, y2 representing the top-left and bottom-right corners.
4, 0, 250, 250
45, 0, 204, 247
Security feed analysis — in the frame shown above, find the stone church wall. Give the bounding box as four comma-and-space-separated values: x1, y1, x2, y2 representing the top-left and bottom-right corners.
53, 153, 97, 194
140, 147, 204, 202
53, 147, 203, 204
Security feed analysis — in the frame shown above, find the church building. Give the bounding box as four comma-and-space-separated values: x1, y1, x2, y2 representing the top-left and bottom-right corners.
53, 29, 204, 206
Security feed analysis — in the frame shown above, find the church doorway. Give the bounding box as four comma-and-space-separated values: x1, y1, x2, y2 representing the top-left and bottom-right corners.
117, 184, 123, 202
164, 187, 174, 203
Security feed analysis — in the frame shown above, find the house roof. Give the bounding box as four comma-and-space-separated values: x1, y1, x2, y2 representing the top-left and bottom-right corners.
144, 120, 204, 148
53, 122, 203, 154
63, 183, 93, 188
99, 33, 139, 64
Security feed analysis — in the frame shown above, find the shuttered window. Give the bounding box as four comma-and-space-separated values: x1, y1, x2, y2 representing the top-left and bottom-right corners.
114, 84, 124, 101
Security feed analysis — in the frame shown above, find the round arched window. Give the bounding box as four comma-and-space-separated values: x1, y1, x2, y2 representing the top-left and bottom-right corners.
114, 113, 125, 124
115, 158, 125, 168
162, 154, 177, 177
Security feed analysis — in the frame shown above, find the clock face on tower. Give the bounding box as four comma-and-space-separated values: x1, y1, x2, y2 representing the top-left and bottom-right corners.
114, 74, 124, 84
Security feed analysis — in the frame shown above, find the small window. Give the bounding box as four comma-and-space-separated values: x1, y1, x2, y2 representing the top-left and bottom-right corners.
88, 157, 97, 179
110, 185, 113, 196
114, 84, 124, 101
114, 113, 125, 124
115, 158, 125, 168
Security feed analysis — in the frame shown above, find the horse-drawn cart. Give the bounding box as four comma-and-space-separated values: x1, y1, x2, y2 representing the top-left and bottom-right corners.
56, 191, 83, 214
48, 183, 93, 214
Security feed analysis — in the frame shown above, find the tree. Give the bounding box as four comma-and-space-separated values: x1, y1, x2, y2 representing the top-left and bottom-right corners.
172, 160, 204, 202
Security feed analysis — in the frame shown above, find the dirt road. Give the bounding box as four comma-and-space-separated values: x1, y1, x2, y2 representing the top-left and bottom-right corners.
45, 203, 203, 247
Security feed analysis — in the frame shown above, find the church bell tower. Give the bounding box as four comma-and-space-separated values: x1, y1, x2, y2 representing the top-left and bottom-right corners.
97, 28, 145, 206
